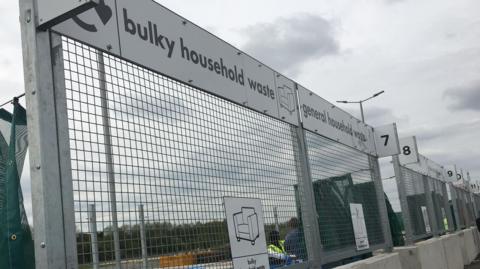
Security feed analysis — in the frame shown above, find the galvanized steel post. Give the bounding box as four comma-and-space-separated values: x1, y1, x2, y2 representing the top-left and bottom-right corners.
292, 83, 323, 268
423, 176, 439, 237
88, 205, 100, 269
392, 155, 414, 245
19, 0, 78, 267
370, 156, 394, 252
98, 52, 122, 268
138, 205, 148, 269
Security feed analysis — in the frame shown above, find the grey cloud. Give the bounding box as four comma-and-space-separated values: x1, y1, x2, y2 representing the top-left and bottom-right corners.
444, 81, 480, 111
241, 14, 339, 76
385, 0, 405, 4
407, 119, 480, 144
402, 120, 480, 176
343, 106, 409, 127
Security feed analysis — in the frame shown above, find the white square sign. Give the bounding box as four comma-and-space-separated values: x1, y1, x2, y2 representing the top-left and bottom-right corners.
398, 136, 419, 165
350, 203, 370, 251
373, 123, 400, 157
421, 206, 431, 233
224, 197, 269, 269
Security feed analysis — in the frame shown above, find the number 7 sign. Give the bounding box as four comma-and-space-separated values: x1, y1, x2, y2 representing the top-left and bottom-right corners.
373, 123, 400, 157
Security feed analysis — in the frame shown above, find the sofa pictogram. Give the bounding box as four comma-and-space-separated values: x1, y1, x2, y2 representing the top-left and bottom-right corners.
233, 207, 259, 245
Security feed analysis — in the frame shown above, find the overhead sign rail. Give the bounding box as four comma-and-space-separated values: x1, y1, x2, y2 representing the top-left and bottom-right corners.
49, 0, 379, 156
298, 86, 376, 155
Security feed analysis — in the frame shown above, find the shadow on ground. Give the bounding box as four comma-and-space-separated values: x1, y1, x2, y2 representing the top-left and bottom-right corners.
467, 255, 480, 269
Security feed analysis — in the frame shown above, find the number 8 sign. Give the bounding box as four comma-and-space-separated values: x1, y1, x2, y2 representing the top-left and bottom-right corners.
398, 136, 419, 165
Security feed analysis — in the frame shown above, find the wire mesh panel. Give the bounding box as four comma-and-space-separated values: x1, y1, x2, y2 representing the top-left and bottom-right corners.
451, 186, 467, 229
462, 189, 475, 226
427, 177, 446, 233
305, 131, 385, 261
474, 194, 480, 218
61, 36, 310, 268
399, 166, 432, 240
462, 189, 473, 227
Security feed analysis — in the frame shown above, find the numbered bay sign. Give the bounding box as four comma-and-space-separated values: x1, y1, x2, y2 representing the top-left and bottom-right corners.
457, 169, 464, 181
444, 165, 457, 182
373, 123, 400, 157
398, 136, 419, 165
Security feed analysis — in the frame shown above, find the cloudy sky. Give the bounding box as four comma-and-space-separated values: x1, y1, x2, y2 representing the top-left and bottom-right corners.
1, 0, 479, 217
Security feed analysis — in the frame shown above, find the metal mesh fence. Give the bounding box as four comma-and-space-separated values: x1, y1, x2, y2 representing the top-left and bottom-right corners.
427, 177, 447, 233
62, 36, 310, 268
305, 131, 385, 256
462, 189, 475, 226
474, 194, 480, 218
399, 166, 431, 239
451, 185, 468, 229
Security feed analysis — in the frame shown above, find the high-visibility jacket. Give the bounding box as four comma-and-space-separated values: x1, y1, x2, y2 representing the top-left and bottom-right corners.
268, 240, 286, 254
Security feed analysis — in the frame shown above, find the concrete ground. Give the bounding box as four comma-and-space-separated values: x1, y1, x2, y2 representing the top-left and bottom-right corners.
466, 255, 480, 269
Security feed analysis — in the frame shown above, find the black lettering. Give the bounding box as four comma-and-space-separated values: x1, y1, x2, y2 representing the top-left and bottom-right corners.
190, 50, 199, 64
234, 65, 239, 83
153, 25, 166, 49
214, 62, 221, 74
148, 21, 154, 44
137, 24, 148, 41
220, 58, 228, 78
165, 38, 175, 58
180, 38, 189, 60
248, 78, 257, 90
199, 54, 208, 68
123, 9, 136, 35
208, 59, 214, 71
238, 69, 245, 85
228, 69, 235, 81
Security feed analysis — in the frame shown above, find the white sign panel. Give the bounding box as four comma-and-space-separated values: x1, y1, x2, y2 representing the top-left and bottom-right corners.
444, 165, 456, 181
350, 203, 369, 251
53, 0, 120, 53
298, 86, 376, 155
421, 206, 431, 234
275, 75, 299, 126
224, 197, 269, 269
373, 123, 400, 157
37, 0, 98, 29
53, 0, 299, 126
457, 169, 465, 181
398, 136, 419, 165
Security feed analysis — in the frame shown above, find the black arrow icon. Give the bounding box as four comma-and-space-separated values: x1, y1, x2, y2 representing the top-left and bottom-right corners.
73, 0, 113, 32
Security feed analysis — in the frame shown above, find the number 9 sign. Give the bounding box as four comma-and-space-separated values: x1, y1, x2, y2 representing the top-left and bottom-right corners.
443, 165, 457, 181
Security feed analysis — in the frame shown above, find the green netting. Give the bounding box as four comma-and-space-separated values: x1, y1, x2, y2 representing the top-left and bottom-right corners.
385, 195, 404, 246
431, 192, 446, 232
311, 174, 384, 251
0, 101, 34, 269
406, 194, 429, 236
